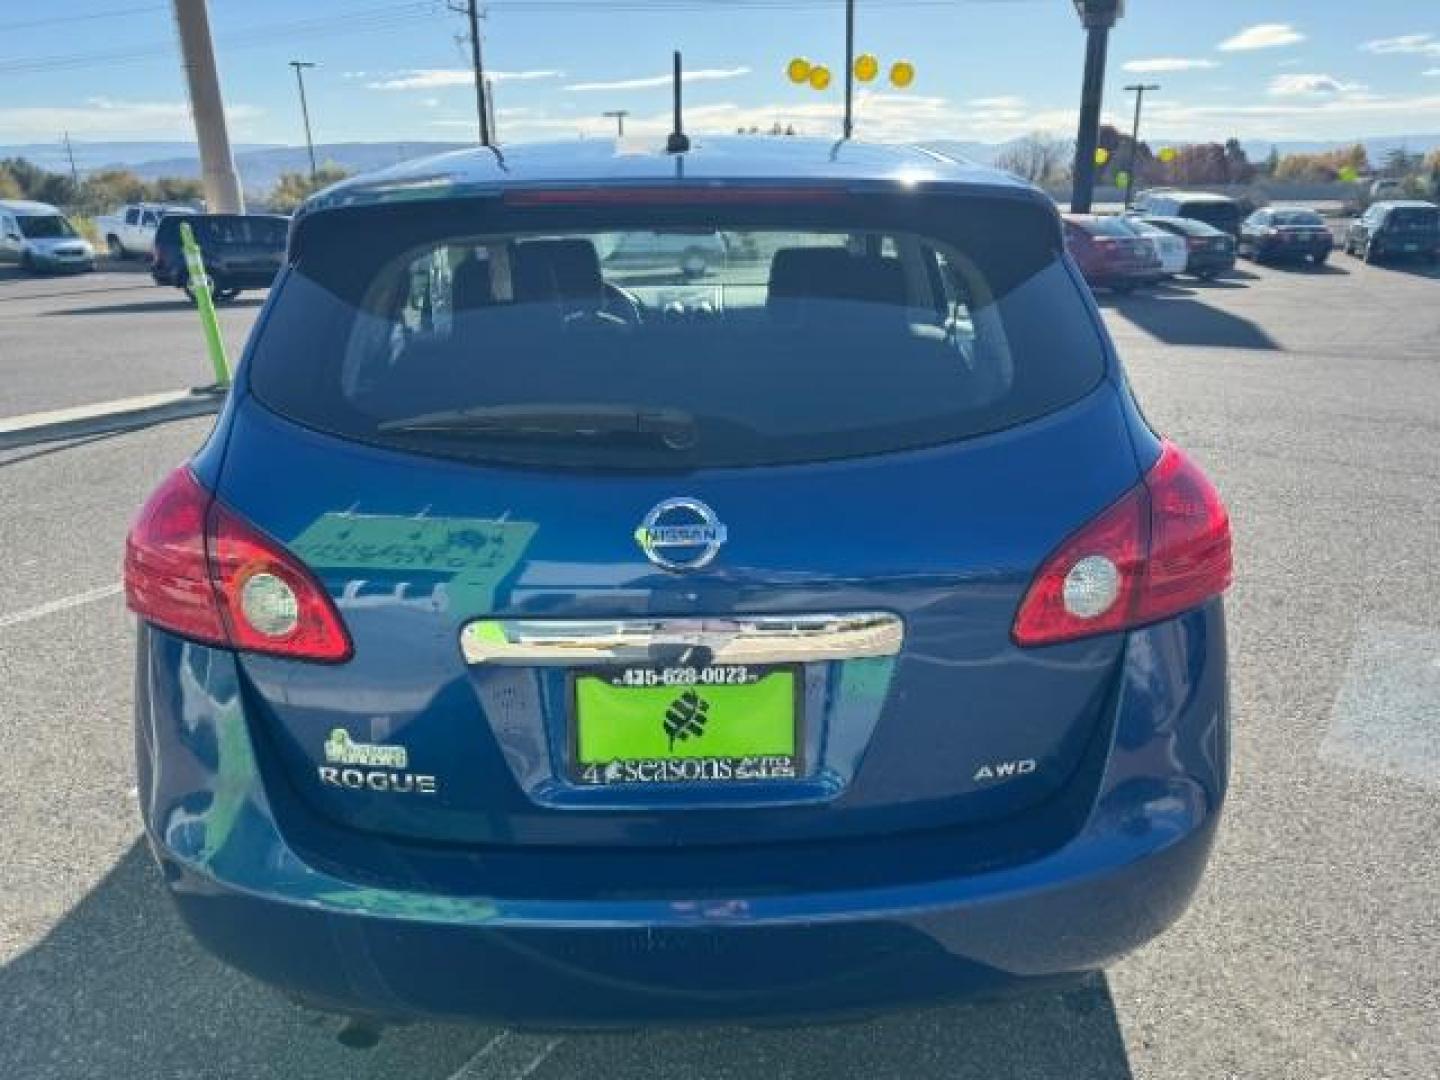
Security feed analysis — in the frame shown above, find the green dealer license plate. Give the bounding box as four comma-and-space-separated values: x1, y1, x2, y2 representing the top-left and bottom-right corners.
571, 664, 801, 786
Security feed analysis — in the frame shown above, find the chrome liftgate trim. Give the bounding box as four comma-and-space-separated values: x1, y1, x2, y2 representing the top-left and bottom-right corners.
460, 613, 904, 667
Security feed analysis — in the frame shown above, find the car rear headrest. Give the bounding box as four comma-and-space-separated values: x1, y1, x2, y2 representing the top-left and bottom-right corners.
451, 253, 494, 312
513, 238, 605, 305
767, 247, 908, 327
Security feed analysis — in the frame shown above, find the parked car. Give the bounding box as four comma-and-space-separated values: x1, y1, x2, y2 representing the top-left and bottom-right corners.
1237, 207, 1334, 265
1135, 215, 1236, 279
597, 229, 730, 279
1124, 218, 1188, 277
0, 200, 96, 274
95, 202, 195, 260
1369, 178, 1405, 201
1131, 189, 1244, 237
1343, 200, 1440, 264
124, 137, 1232, 1028
151, 212, 287, 301
1062, 213, 1162, 292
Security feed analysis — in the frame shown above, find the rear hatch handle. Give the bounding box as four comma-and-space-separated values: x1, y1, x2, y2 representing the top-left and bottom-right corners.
460, 613, 904, 667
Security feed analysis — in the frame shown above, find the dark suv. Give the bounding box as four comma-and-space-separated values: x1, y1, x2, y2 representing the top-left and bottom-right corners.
152, 213, 288, 301
1344, 201, 1440, 264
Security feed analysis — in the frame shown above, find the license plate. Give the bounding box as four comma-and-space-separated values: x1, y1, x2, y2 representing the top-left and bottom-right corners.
1404, 244, 1419, 252
571, 664, 800, 785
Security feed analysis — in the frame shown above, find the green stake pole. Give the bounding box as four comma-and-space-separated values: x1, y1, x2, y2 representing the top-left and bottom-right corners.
179, 221, 232, 388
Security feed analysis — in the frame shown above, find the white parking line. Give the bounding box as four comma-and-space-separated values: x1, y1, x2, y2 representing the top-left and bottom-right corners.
1321, 619, 1440, 789
447, 1032, 564, 1080
0, 583, 123, 629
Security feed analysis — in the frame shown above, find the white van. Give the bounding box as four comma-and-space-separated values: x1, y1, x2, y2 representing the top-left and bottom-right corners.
0, 200, 96, 274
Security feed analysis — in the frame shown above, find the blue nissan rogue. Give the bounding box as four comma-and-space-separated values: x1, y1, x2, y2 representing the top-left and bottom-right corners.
125, 137, 1232, 1027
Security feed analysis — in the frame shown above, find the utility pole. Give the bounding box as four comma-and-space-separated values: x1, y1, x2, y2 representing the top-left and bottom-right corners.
842, 0, 855, 139
449, 0, 492, 146
289, 60, 318, 181
171, 0, 244, 213
603, 110, 630, 137
1122, 82, 1158, 209
485, 77, 497, 143
1069, 0, 1123, 213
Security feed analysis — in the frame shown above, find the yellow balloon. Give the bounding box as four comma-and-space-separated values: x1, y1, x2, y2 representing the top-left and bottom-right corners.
889, 60, 915, 88
809, 64, 832, 91
1094, 147, 1111, 165
787, 57, 812, 84
1158, 146, 1177, 163
854, 53, 879, 82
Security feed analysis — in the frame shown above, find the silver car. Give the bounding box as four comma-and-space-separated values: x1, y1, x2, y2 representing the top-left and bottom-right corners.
0, 200, 96, 274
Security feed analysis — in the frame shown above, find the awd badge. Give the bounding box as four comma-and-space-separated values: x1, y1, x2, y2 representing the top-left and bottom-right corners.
318, 728, 438, 795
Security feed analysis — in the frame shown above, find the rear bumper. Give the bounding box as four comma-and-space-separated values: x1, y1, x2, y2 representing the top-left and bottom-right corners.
210, 271, 278, 289
135, 605, 1229, 1025
1185, 251, 1235, 275
1256, 238, 1331, 259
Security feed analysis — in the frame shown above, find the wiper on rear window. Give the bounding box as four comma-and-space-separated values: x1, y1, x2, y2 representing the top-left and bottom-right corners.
377, 403, 698, 450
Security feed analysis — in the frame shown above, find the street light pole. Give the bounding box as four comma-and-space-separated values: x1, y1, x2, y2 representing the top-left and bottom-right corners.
603, 110, 630, 137
171, 0, 244, 213
1122, 82, 1158, 209
843, 0, 855, 139
1069, 0, 1123, 214
289, 60, 318, 181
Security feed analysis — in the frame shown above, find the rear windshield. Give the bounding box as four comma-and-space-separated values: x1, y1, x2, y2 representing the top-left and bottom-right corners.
1271, 209, 1324, 227
1387, 207, 1438, 230
248, 193, 1107, 470
1144, 217, 1213, 237
1181, 201, 1241, 230
1078, 217, 1137, 238
163, 216, 287, 247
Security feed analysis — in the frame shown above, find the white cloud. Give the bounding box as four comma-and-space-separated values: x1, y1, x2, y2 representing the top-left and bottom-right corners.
1362, 34, 1440, 57
367, 68, 562, 91
563, 67, 750, 93
469, 90, 1086, 146
1141, 92, 1440, 140
966, 96, 1026, 110
1269, 73, 1367, 98
1122, 58, 1219, 73
1426, 68, 1440, 77
0, 97, 261, 140
1219, 23, 1306, 52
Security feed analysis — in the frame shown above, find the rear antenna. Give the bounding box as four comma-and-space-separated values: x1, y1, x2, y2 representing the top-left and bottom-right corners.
666, 50, 691, 153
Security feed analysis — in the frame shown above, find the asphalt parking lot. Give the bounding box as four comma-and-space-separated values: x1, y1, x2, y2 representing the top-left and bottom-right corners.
2, 253, 1439, 1079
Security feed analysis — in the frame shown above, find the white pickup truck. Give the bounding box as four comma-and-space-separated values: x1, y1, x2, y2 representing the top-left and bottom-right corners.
95, 203, 196, 260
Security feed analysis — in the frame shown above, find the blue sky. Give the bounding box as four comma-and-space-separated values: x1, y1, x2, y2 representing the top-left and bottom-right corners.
1, 0, 1438, 146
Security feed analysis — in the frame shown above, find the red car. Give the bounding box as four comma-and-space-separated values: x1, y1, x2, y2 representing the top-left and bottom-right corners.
1062, 214, 1161, 294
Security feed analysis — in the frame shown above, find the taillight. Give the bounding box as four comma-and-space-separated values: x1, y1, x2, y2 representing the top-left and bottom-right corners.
1186, 236, 1205, 249
123, 468, 226, 646
124, 467, 351, 662
1012, 441, 1232, 647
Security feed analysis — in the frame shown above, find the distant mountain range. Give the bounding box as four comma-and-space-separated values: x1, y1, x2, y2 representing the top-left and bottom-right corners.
4, 133, 1438, 195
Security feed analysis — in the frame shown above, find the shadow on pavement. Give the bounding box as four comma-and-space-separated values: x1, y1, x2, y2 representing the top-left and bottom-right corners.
40, 295, 266, 317
1370, 259, 1440, 280
0, 839, 1136, 1080
1247, 259, 1349, 276
1103, 290, 1280, 350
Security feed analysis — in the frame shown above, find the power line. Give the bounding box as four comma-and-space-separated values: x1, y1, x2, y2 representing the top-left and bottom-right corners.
0, 4, 167, 33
